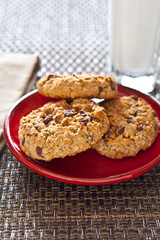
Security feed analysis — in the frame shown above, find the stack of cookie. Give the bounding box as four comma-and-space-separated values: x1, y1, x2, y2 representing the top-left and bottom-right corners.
18, 74, 159, 161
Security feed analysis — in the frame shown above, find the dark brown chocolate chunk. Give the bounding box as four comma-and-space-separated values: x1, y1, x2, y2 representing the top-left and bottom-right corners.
102, 134, 106, 139
132, 95, 139, 101
107, 128, 115, 137
33, 123, 39, 130
110, 80, 116, 91
153, 111, 158, 118
36, 146, 43, 157
126, 117, 133, 123
103, 138, 108, 148
43, 114, 52, 124
137, 124, 143, 131
72, 74, 78, 78
133, 110, 138, 117
80, 116, 92, 125
154, 123, 159, 131
46, 74, 59, 81
98, 86, 103, 94
118, 126, 125, 135
79, 110, 87, 116
22, 137, 25, 146
64, 109, 78, 117
66, 98, 73, 104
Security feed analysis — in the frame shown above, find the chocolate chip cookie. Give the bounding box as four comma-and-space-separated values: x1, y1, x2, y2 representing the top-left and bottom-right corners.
93, 96, 159, 159
37, 74, 117, 99
19, 98, 109, 161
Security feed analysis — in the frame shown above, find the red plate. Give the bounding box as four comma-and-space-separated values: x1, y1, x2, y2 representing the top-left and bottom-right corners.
3, 84, 160, 185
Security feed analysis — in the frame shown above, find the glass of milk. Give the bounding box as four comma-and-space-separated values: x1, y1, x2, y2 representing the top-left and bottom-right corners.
109, 0, 160, 93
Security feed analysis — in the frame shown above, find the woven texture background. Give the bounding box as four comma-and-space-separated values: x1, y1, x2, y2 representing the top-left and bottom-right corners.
0, 0, 160, 239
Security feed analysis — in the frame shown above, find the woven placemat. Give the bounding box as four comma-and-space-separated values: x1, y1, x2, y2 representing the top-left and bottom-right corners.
1, 149, 160, 239
0, 0, 160, 239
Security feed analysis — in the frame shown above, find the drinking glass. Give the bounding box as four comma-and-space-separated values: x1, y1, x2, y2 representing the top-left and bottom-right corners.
108, 0, 160, 93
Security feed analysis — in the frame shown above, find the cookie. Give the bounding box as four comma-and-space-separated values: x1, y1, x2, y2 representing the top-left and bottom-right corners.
18, 98, 109, 161
36, 74, 118, 99
93, 96, 159, 159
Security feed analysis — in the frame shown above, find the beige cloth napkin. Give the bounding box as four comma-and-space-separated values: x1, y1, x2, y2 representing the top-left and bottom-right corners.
0, 52, 40, 151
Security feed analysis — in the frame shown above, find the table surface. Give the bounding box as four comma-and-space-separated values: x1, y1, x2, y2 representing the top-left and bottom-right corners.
1, 0, 160, 239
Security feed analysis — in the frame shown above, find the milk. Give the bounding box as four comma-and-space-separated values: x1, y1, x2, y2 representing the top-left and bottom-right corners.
109, 0, 160, 76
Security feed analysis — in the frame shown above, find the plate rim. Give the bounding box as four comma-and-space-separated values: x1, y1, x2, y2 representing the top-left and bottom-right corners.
3, 86, 160, 185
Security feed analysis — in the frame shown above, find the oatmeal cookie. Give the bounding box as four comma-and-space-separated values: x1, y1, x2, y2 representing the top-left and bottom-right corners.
93, 96, 159, 159
37, 74, 117, 99
19, 98, 109, 161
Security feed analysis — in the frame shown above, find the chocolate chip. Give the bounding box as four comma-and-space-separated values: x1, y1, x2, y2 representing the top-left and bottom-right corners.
66, 98, 73, 104
107, 128, 115, 137
153, 111, 158, 118
103, 139, 108, 148
102, 134, 106, 139
98, 86, 103, 94
22, 137, 25, 146
46, 74, 59, 81
36, 146, 43, 157
137, 124, 143, 131
126, 117, 133, 123
33, 123, 39, 130
46, 75, 51, 81
154, 123, 159, 131
80, 116, 92, 125
72, 74, 78, 78
43, 114, 52, 124
118, 126, 125, 135
79, 110, 87, 116
133, 110, 138, 117
110, 80, 116, 91
64, 109, 78, 117
132, 95, 139, 101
